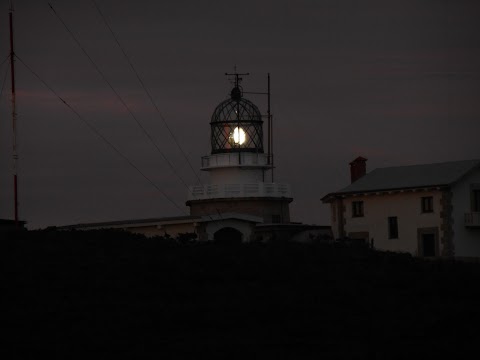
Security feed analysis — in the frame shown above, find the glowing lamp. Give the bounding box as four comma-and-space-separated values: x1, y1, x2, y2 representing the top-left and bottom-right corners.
231, 127, 246, 145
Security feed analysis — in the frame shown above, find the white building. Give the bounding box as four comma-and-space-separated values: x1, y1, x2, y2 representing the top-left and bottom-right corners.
322, 157, 480, 258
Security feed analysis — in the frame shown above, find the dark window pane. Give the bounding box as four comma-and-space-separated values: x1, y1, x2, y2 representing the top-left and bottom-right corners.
421, 197, 433, 213
473, 190, 480, 212
388, 217, 398, 239
352, 201, 364, 217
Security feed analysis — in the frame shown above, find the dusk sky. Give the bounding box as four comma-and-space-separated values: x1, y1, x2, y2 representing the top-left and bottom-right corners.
0, 0, 479, 229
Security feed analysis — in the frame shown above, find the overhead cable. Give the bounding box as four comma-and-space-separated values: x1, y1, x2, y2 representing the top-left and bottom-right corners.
16, 54, 187, 215
0, 54, 10, 69
47, 2, 190, 189
91, 0, 203, 186
47, 2, 219, 222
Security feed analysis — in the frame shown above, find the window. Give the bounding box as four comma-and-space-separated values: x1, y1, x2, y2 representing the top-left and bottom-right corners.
473, 190, 480, 212
352, 201, 364, 217
388, 217, 398, 239
421, 196, 433, 213
272, 214, 281, 223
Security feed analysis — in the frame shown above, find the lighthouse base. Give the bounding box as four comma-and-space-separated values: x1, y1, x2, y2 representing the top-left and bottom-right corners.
186, 196, 293, 224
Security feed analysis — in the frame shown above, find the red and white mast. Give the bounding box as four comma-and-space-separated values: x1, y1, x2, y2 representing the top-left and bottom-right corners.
9, 0, 19, 225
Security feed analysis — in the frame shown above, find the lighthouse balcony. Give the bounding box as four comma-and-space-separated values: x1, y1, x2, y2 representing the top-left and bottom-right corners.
201, 153, 273, 170
188, 183, 291, 200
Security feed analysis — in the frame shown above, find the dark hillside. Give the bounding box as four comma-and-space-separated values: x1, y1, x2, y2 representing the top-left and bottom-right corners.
2, 229, 480, 358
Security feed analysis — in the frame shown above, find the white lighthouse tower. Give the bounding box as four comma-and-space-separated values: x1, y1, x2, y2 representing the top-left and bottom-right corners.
186, 73, 292, 241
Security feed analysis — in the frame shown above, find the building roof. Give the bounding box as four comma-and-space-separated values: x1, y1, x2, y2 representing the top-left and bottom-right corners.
322, 159, 480, 201
0, 218, 26, 225
349, 156, 367, 165
58, 212, 265, 230
58, 215, 201, 230
0, 218, 27, 230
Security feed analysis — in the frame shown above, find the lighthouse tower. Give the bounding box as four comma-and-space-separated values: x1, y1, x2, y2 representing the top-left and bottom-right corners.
186, 73, 292, 227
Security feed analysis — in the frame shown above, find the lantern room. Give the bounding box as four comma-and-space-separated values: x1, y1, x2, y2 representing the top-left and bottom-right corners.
210, 86, 264, 154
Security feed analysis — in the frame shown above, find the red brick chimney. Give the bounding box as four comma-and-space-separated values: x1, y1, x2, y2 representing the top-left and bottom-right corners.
349, 156, 368, 183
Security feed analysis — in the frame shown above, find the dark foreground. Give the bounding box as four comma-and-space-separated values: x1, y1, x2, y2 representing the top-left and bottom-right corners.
2, 229, 480, 359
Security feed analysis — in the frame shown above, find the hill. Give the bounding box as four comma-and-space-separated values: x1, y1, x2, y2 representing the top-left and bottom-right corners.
2, 229, 480, 358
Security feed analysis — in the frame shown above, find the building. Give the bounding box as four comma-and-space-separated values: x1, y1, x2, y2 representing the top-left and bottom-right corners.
60, 216, 200, 238
0, 219, 26, 232
58, 213, 263, 242
322, 157, 480, 258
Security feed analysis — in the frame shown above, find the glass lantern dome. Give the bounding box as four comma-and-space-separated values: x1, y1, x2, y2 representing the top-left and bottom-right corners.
210, 86, 264, 154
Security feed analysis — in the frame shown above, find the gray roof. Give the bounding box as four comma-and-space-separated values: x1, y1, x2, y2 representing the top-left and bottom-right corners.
58, 212, 265, 230
323, 159, 480, 200
58, 215, 201, 229
200, 212, 264, 223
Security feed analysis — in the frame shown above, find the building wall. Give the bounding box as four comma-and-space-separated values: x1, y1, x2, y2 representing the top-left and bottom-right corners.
124, 222, 197, 238
451, 167, 480, 257
189, 197, 292, 223
338, 191, 444, 255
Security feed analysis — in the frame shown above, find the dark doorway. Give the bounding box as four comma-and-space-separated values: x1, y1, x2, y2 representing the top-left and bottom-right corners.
214, 227, 243, 244
422, 234, 436, 257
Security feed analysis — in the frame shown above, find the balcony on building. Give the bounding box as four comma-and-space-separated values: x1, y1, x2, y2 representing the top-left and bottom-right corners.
465, 212, 480, 227
201, 153, 273, 170
188, 182, 291, 201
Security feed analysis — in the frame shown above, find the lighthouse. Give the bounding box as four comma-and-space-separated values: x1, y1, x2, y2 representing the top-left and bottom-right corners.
63, 72, 328, 242
186, 73, 293, 241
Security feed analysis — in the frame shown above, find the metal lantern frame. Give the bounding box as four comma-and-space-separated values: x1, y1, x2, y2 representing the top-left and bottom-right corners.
210, 91, 264, 154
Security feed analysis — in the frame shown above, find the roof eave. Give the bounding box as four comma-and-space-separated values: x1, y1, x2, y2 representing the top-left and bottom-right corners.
450, 162, 480, 187
321, 184, 450, 203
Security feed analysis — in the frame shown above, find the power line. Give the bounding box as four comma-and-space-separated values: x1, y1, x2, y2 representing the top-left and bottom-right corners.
47, 2, 219, 222
0, 54, 10, 69
77, 1, 219, 222
91, 0, 203, 186
16, 54, 187, 215
47, 2, 191, 189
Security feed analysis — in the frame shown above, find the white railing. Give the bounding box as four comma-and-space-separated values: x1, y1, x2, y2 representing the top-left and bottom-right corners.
201, 153, 272, 169
465, 212, 480, 227
188, 183, 291, 200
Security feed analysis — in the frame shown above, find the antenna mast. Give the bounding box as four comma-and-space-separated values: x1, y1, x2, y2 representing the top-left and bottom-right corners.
241, 73, 274, 182
267, 73, 273, 182
9, 0, 19, 226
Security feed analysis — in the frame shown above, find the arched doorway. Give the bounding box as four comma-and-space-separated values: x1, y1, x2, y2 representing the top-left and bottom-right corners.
214, 227, 243, 244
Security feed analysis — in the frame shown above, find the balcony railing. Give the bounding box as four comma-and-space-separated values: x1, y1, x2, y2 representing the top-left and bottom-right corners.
201, 153, 273, 169
188, 183, 291, 201
465, 212, 480, 227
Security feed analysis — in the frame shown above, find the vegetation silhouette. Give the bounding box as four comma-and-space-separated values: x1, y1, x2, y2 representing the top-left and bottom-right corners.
3, 228, 480, 358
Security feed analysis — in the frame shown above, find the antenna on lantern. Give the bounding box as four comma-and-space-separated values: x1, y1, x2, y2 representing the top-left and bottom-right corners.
225, 66, 249, 87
